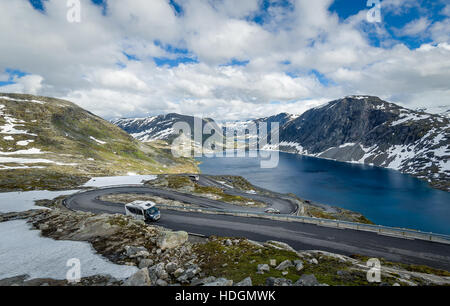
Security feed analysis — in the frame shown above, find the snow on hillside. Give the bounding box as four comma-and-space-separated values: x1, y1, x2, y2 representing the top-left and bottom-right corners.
0, 189, 79, 213
82, 175, 157, 187
0, 220, 137, 280
0, 104, 37, 136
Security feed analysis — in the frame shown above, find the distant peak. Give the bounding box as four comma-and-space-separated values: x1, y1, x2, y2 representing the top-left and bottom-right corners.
344, 95, 381, 100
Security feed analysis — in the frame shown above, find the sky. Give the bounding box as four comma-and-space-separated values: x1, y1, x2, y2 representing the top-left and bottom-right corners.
0, 0, 449, 120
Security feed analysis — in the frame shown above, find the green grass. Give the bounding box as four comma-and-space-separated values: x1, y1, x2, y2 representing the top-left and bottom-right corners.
193, 185, 266, 207
306, 206, 374, 225
209, 175, 255, 191
194, 238, 409, 286
167, 176, 194, 189
194, 237, 301, 285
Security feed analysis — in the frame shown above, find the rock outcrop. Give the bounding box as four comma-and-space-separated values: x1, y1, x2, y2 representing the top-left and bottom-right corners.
157, 230, 189, 250
123, 269, 152, 286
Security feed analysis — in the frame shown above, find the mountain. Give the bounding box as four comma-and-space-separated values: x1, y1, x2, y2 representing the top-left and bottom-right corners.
112, 113, 221, 143
264, 96, 449, 191
0, 93, 197, 191
111, 95, 449, 191
219, 113, 297, 137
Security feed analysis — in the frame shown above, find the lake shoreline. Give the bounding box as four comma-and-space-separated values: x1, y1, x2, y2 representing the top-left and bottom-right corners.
197, 151, 450, 235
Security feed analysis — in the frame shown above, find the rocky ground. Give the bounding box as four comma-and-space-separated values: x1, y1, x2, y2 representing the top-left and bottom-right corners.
0, 196, 449, 286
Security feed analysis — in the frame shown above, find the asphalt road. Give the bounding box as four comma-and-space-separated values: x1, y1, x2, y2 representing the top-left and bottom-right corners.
65, 185, 450, 271
65, 184, 296, 214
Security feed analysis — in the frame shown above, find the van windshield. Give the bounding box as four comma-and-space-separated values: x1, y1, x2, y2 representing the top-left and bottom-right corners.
146, 207, 159, 216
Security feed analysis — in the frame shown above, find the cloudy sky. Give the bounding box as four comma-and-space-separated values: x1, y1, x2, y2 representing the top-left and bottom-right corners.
0, 0, 449, 120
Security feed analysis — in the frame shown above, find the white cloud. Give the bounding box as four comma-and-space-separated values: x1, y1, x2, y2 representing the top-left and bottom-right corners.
0, 0, 448, 121
394, 17, 431, 37
0, 74, 44, 95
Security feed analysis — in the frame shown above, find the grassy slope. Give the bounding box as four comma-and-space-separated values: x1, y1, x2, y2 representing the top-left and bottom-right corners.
0, 93, 198, 191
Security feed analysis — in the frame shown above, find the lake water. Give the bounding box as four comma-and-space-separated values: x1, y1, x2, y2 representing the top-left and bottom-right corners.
197, 151, 450, 235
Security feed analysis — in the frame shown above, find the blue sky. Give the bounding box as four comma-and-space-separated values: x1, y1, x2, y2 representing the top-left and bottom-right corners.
1, 0, 448, 119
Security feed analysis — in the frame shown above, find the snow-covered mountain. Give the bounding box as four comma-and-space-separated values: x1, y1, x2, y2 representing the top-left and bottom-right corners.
112, 113, 219, 143
218, 113, 298, 138
264, 96, 449, 191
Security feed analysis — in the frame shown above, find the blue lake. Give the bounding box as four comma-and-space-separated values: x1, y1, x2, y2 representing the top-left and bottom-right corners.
197, 151, 450, 235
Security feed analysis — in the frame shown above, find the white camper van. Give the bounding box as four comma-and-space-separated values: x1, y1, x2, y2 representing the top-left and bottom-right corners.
125, 201, 160, 222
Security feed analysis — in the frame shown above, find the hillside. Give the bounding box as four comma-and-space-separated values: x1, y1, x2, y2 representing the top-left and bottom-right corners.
265, 96, 449, 191
0, 93, 198, 191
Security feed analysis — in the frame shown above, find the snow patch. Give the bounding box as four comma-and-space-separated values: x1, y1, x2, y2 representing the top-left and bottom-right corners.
82, 175, 157, 187
16, 140, 34, 146
0, 148, 44, 155
90, 136, 107, 145
0, 105, 37, 136
0, 96, 45, 104
0, 189, 78, 213
391, 114, 431, 126
0, 156, 77, 166
0, 220, 137, 280
0, 165, 46, 170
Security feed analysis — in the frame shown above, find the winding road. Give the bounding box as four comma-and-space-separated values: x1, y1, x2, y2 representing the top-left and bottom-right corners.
64, 179, 450, 271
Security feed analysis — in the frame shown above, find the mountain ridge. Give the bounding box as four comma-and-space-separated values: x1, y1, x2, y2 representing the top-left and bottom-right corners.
266, 95, 449, 191
113, 95, 449, 191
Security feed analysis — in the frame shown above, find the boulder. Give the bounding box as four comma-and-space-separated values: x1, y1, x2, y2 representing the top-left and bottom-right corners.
265, 277, 292, 286
156, 279, 168, 286
191, 276, 216, 286
276, 260, 293, 271
123, 269, 151, 286
294, 274, 319, 286
177, 274, 190, 284
224, 239, 233, 246
257, 264, 270, 273
264, 241, 297, 253
157, 230, 188, 250
294, 260, 304, 271
235, 277, 252, 286
125, 246, 149, 258
69, 215, 121, 240
138, 259, 154, 269
310, 258, 319, 265
184, 266, 201, 279
165, 262, 178, 274
154, 263, 169, 280
203, 278, 233, 286
173, 268, 185, 278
